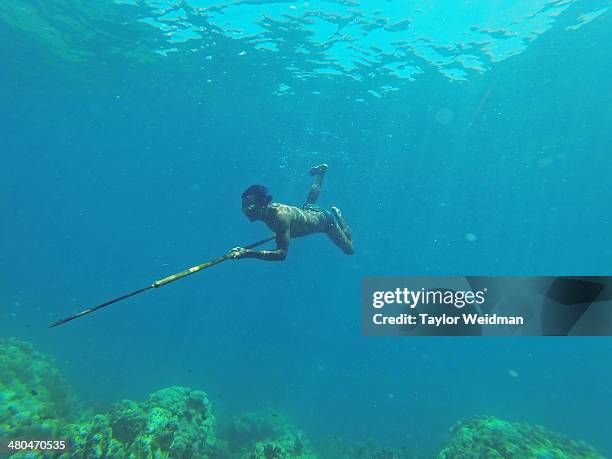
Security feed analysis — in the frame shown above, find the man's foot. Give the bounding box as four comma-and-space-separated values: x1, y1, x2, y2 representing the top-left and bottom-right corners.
309, 163, 328, 176
331, 206, 352, 241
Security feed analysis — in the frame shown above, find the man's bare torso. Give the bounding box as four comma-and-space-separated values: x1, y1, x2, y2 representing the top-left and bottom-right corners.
264, 203, 329, 238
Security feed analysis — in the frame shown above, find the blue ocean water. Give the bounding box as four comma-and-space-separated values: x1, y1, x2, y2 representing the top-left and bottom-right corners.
1, 0, 611, 456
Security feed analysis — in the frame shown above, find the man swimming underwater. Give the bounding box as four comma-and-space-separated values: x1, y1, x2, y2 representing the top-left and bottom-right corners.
228, 164, 354, 261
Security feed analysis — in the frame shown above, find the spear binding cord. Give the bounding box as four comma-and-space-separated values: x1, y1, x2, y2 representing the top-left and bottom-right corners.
48, 235, 276, 328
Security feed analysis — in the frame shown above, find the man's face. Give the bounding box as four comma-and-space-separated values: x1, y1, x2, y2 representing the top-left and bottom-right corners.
242, 196, 260, 222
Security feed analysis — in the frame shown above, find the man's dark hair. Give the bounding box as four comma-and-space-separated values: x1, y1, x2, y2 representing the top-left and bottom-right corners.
242, 185, 272, 206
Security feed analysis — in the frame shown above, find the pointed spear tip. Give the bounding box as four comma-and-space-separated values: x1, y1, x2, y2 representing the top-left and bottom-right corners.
48, 316, 74, 328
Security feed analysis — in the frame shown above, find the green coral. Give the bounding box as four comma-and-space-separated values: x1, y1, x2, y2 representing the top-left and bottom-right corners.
246, 432, 315, 459
1, 338, 217, 459
438, 416, 604, 459
4, 338, 605, 459
0, 338, 77, 441
59, 414, 123, 459
60, 386, 216, 459
222, 411, 290, 451
220, 411, 315, 459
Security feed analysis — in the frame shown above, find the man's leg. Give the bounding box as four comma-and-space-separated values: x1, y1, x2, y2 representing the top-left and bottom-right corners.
331, 206, 352, 241
327, 221, 355, 255
306, 163, 328, 204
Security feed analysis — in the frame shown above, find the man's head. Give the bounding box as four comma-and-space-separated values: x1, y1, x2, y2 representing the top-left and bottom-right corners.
241, 185, 272, 221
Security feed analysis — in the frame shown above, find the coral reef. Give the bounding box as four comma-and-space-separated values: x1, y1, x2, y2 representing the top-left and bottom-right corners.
1, 338, 216, 459
246, 432, 314, 459
60, 386, 217, 458
0, 338, 77, 441
2, 338, 607, 459
222, 411, 288, 451
438, 416, 604, 459
220, 411, 315, 459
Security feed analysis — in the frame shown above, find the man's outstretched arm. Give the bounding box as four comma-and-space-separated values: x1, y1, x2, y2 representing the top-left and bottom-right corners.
230, 227, 289, 261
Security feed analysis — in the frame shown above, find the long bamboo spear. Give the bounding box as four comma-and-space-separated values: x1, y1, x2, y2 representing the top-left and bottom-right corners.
48, 235, 275, 328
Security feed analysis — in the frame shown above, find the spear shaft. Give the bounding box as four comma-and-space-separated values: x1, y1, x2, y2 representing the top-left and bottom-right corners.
48, 235, 275, 328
